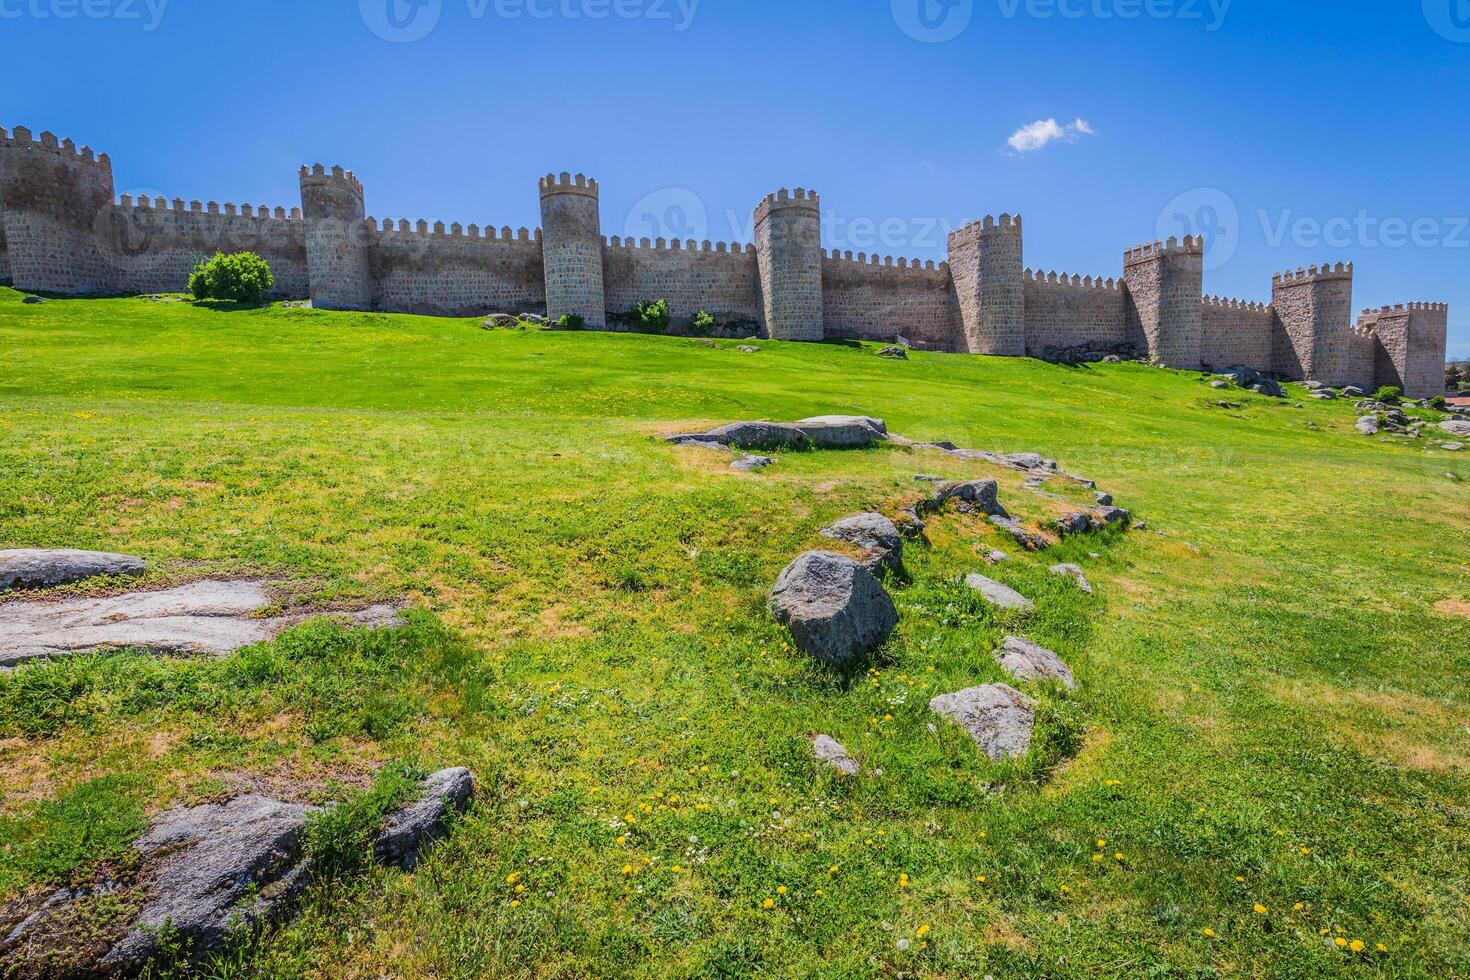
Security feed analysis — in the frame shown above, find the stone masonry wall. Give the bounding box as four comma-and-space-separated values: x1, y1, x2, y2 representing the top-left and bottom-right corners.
603, 237, 761, 329
1360, 303, 1449, 398
0, 127, 118, 294
948, 216, 1024, 357
1123, 237, 1204, 369
1021, 270, 1133, 358
755, 189, 824, 342
0, 218, 9, 285
1200, 296, 1275, 371
821, 252, 959, 351
106, 198, 307, 299
1271, 265, 1355, 384
371, 223, 545, 318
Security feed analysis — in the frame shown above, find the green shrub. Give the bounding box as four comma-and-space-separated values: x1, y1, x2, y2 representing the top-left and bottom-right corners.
1428, 395, 1447, 411
555, 313, 586, 331
633, 299, 672, 334
1373, 385, 1402, 404
188, 251, 275, 304
690, 311, 717, 337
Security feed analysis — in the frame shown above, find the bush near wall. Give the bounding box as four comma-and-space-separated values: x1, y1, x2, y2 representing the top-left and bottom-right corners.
188, 251, 275, 304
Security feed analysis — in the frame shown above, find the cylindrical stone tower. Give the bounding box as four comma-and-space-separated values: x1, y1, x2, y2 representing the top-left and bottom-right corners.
1123, 235, 1204, 370
299, 164, 372, 311
755, 188, 824, 341
539, 172, 605, 328
947, 214, 1025, 356
1270, 262, 1354, 385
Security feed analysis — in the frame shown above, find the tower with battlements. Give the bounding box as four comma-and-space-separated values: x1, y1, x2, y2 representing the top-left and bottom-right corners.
539, 173, 605, 328
1271, 263, 1355, 386
299, 164, 372, 311
948, 215, 1024, 357
755, 188, 824, 342
0, 127, 117, 295
1123, 236, 1204, 370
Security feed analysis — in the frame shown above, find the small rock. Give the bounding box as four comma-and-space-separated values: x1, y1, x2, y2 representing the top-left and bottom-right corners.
1093, 491, 1114, 506
737, 345, 759, 353
821, 513, 904, 574
1310, 390, 1336, 400
995, 636, 1076, 689
1209, 379, 1230, 389
964, 574, 1035, 612
984, 549, 1010, 564
810, 735, 860, 776
1055, 512, 1093, 536
0, 548, 145, 591
929, 683, 1036, 760
1440, 420, 1470, 437
877, 346, 909, 360
1094, 506, 1132, 528
1341, 385, 1365, 397
895, 506, 927, 540
1049, 563, 1093, 595
1356, 416, 1380, 435
481, 313, 519, 328
990, 515, 1045, 552
374, 768, 476, 870
769, 552, 898, 667
1443, 443, 1464, 452
730, 455, 775, 471
913, 473, 946, 482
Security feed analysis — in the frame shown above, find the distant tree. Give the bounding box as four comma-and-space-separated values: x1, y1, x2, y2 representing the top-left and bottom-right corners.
1448, 362, 1467, 392
188, 251, 274, 304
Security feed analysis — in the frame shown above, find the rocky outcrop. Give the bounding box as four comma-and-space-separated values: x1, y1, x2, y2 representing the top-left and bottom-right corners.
374, 768, 476, 870
0, 549, 144, 591
928, 479, 1007, 517
769, 552, 898, 667
821, 513, 904, 574
964, 574, 1035, 613
929, 683, 1036, 761
994, 636, 1076, 689
1049, 563, 1093, 594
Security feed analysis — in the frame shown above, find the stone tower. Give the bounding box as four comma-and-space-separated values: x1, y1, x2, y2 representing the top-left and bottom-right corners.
1271, 263, 1354, 386
1360, 302, 1448, 399
1123, 236, 1204, 370
539, 173, 605, 328
947, 215, 1024, 357
755, 188, 824, 341
0, 126, 117, 295
299, 164, 372, 312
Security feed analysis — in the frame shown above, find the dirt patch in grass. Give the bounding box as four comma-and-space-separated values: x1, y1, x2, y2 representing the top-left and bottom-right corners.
0, 876, 144, 979
1268, 678, 1470, 772
1433, 599, 1470, 619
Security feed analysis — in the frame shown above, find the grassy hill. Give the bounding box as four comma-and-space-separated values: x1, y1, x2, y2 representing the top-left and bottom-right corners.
1, 285, 1467, 978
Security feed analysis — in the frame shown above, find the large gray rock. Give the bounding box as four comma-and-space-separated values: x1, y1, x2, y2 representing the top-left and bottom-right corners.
1440, 419, 1470, 437
821, 513, 904, 574
104, 794, 317, 972
929, 683, 1036, 760
0, 549, 144, 591
1357, 416, 1380, 435
769, 552, 898, 667
0, 580, 402, 669
704, 421, 811, 450
792, 418, 885, 449
990, 515, 1046, 552
374, 768, 476, 870
930, 479, 1006, 517
995, 636, 1076, 690
877, 346, 909, 360
1093, 506, 1132, 528
964, 574, 1035, 612
810, 735, 860, 776
796, 415, 888, 437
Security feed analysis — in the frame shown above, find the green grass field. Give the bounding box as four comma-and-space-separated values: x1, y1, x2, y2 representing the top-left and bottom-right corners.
1, 285, 1467, 978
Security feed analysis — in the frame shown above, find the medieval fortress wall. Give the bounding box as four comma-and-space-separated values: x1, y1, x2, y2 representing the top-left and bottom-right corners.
0, 125, 1450, 397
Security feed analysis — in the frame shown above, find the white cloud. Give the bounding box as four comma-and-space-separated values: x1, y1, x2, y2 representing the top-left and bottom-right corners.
1008, 117, 1095, 154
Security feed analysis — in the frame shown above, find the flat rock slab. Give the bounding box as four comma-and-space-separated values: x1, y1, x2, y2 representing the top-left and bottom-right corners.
1440, 420, 1470, 437
770, 552, 898, 667
965, 573, 1035, 612
821, 513, 904, 574
929, 683, 1036, 761
995, 636, 1076, 689
0, 549, 144, 591
730, 455, 775, 471
796, 415, 888, 437
810, 734, 860, 776
0, 580, 403, 669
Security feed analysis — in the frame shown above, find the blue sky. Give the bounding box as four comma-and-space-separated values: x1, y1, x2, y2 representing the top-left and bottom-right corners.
4, 0, 1467, 355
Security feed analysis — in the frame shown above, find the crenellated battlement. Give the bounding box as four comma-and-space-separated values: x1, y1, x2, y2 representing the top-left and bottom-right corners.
117, 194, 303, 221
1360, 301, 1448, 314
604, 235, 754, 255
754, 187, 820, 225
1025, 268, 1121, 290
947, 213, 1021, 248
1202, 294, 1270, 313
370, 217, 542, 243
1123, 235, 1205, 266
1272, 261, 1352, 286
299, 164, 364, 197
0, 126, 112, 171
539, 172, 599, 199
826, 249, 943, 272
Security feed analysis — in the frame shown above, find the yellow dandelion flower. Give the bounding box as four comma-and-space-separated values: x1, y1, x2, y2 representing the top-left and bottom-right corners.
621, 864, 634, 875
777, 886, 787, 895
1114, 853, 1125, 862
1349, 940, 1365, 953
829, 865, 840, 874
1293, 902, 1304, 911
1059, 885, 1071, 894
1202, 928, 1216, 938
1093, 854, 1103, 863
514, 885, 525, 894
1234, 876, 1246, 883
1376, 944, 1388, 953
762, 898, 775, 910
1253, 904, 1268, 915
1335, 937, 1348, 948
510, 899, 521, 907
916, 925, 931, 939
506, 872, 521, 884
1299, 847, 1311, 856
616, 836, 627, 846
815, 889, 824, 896
975, 875, 987, 883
